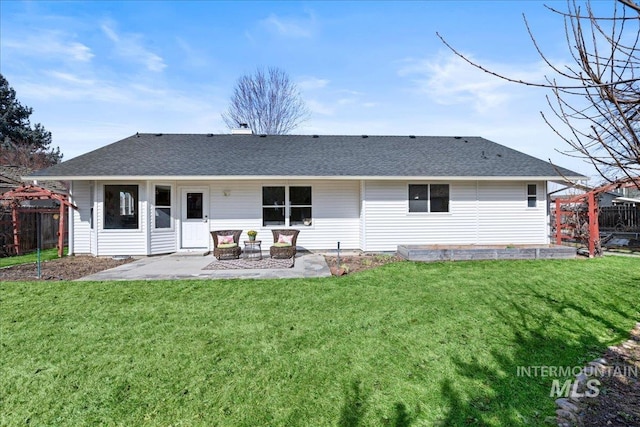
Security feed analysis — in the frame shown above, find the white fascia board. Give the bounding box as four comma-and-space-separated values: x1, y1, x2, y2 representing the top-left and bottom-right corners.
24, 175, 587, 181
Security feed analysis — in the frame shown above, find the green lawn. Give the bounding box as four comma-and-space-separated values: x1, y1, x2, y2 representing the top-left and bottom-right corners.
0, 247, 67, 268
1, 257, 638, 426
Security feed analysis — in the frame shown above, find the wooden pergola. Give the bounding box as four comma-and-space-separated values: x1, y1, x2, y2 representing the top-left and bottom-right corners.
0, 185, 77, 257
554, 177, 640, 257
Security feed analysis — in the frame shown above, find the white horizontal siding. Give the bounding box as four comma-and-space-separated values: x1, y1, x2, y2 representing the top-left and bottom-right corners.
362, 180, 548, 251
150, 231, 177, 254
70, 181, 92, 255
73, 178, 549, 256
477, 181, 547, 244
208, 180, 360, 250
94, 182, 148, 256
149, 181, 177, 254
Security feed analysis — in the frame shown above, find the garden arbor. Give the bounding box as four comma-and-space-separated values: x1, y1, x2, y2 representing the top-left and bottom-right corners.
0, 184, 76, 257
554, 177, 640, 257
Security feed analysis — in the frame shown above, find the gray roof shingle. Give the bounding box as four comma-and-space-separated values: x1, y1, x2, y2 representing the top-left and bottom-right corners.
29, 134, 585, 179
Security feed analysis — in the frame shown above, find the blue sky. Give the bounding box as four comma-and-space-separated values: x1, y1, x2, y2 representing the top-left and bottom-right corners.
1, 0, 609, 179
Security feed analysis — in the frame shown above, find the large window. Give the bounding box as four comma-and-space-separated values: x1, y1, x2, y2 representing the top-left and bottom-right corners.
155, 185, 172, 228
262, 186, 312, 226
408, 184, 450, 213
104, 185, 139, 229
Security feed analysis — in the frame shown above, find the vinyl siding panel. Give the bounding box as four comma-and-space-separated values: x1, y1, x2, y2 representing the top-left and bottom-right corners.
73, 178, 548, 256
150, 231, 176, 254
94, 182, 148, 256
477, 181, 548, 244
149, 181, 177, 254
70, 181, 92, 255
209, 180, 360, 250
362, 180, 548, 251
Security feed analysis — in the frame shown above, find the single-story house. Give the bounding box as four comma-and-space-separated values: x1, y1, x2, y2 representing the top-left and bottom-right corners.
26, 133, 585, 256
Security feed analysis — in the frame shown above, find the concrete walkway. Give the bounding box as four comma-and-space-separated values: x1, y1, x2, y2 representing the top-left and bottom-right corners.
76, 252, 332, 281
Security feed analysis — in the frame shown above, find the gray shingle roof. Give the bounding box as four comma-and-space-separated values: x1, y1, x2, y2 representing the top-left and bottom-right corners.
29, 134, 585, 179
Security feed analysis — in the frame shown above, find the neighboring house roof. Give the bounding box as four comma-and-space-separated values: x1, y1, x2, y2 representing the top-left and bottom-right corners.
28, 134, 585, 180
0, 165, 68, 194
0, 165, 32, 190
613, 196, 640, 204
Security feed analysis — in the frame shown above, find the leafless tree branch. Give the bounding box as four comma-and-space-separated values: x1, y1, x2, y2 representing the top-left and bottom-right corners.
438, 0, 640, 186
222, 67, 310, 135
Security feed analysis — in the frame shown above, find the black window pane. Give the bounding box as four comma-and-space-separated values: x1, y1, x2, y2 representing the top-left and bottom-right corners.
409, 185, 428, 212
430, 184, 449, 212
156, 207, 171, 228
409, 185, 428, 201
155, 185, 171, 206
186, 193, 203, 219
263, 207, 285, 226
290, 187, 311, 205
409, 200, 428, 212
290, 207, 312, 225
528, 198, 537, 208
104, 185, 138, 229
263, 187, 285, 206
527, 184, 537, 196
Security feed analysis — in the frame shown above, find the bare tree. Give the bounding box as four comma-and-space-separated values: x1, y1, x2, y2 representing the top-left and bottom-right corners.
438, 0, 640, 187
222, 67, 310, 135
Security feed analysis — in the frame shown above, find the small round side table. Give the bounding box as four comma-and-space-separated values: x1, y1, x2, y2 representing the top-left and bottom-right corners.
243, 240, 262, 261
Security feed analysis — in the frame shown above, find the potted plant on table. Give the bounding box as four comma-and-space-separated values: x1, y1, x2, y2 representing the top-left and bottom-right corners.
247, 230, 258, 241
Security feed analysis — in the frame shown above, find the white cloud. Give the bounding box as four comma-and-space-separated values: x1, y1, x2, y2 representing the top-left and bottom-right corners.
261, 12, 316, 38
307, 99, 334, 116
100, 21, 166, 72
398, 52, 546, 113
3, 32, 94, 62
297, 77, 330, 91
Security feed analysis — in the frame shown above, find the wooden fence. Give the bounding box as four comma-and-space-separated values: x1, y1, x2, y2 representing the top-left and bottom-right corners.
599, 205, 640, 232
0, 209, 67, 256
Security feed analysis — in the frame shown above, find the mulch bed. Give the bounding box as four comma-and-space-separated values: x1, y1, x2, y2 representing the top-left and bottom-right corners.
581, 324, 640, 426
0, 256, 133, 281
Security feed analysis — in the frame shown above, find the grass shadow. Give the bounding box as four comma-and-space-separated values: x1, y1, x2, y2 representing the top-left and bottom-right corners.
435, 278, 639, 426
338, 379, 368, 427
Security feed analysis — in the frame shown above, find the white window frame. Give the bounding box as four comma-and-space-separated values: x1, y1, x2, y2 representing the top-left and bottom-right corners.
527, 183, 537, 208
408, 183, 450, 214
103, 183, 140, 231
153, 184, 174, 231
262, 185, 313, 227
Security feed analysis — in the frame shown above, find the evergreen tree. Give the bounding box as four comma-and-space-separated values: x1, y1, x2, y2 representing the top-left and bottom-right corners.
0, 73, 62, 169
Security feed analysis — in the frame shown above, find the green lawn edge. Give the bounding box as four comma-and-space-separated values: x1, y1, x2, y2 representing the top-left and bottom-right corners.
1, 257, 638, 426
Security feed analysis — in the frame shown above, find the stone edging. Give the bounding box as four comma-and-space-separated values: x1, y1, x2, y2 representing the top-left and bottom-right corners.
554, 322, 640, 427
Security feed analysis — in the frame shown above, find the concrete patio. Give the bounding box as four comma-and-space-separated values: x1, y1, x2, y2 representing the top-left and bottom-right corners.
76, 252, 332, 281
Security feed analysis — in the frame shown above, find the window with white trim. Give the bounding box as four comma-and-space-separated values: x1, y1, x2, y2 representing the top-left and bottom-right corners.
104, 185, 139, 229
408, 184, 450, 213
527, 184, 537, 208
154, 185, 171, 228
262, 186, 312, 226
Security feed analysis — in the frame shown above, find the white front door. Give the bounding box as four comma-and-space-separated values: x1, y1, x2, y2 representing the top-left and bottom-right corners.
180, 188, 209, 249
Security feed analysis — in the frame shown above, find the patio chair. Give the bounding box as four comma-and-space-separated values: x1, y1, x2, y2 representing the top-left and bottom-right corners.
212, 230, 242, 260
269, 229, 300, 259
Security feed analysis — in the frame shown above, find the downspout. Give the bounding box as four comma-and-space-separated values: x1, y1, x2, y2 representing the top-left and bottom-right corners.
68, 181, 74, 256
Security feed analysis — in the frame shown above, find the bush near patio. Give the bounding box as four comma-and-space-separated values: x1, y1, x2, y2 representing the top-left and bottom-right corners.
1, 257, 638, 426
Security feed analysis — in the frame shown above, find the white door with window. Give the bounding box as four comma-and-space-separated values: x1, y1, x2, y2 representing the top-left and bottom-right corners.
180, 188, 209, 249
